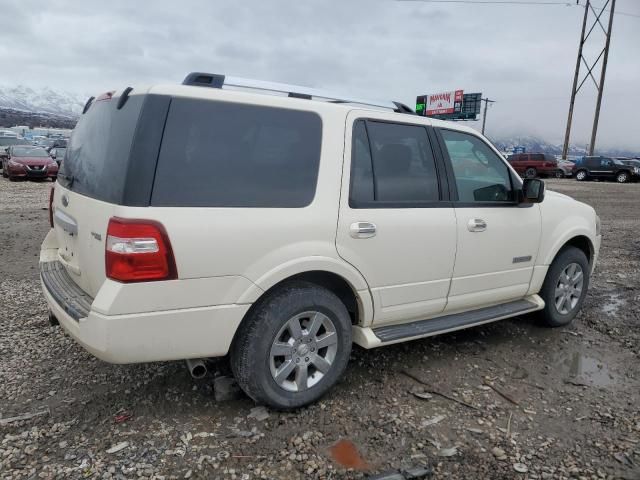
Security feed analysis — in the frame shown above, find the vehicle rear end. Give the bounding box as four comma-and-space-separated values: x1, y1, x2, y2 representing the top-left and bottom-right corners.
541, 154, 559, 177
41, 89, 250, 364
40, 85, 331, 364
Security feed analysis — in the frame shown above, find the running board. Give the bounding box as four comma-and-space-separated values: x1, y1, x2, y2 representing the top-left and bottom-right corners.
372, 299, 539, 343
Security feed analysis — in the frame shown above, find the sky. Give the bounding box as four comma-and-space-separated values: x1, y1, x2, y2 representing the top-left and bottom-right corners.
2, 0, 639, 150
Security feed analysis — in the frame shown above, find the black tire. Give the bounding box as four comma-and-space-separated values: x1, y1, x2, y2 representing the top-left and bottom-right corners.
554, 170, 564, 179
525, 167, 537, 179
538, 246, 590, 327
230, 281, 353, 409
575, 170, 588, 181
616, 171, 629, 183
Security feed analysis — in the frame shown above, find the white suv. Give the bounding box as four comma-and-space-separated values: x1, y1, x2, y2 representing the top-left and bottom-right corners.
41, 74, 601, 409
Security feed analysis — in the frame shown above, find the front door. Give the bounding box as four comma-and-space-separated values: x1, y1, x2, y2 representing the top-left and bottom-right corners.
436, 128, 542, 312
336, 113, 457, 326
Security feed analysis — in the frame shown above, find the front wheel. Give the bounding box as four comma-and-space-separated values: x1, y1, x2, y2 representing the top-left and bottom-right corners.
538, 246, 590, 327
230, 281, 353, 409
524, 167, 537, 179
554, 170, 564, 179
575, 170, 588, 181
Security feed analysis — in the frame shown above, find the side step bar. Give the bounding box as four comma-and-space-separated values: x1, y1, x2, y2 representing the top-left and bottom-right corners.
372, 299, 539, 343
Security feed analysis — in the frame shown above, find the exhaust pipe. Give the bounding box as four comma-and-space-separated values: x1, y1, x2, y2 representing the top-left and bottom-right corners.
185, 358, 208, 379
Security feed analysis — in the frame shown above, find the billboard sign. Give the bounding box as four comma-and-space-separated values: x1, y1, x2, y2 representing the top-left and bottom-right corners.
425, 90, 463, 116
416, 92, 482, 121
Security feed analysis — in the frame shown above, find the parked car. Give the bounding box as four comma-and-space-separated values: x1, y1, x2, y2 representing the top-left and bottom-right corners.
2, 145, 58, 181
506, 153, 560, 178
557, 159, 575, 177
0, 137, 31, 162
41, 75, 601, 409
573, 156, 640, 183
46, 138, 68, 152
49, 147, 67, 166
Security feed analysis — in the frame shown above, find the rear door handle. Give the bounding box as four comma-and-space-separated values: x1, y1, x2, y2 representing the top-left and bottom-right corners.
467, 218, 487, 232
350, 222, 377, 239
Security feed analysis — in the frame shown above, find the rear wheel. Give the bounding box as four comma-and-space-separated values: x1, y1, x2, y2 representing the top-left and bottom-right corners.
230, 281, 352, 409
616, 171, 629, 183
575, 170, 588, 181
525, 167, 537, 179
538, 246, 589, 327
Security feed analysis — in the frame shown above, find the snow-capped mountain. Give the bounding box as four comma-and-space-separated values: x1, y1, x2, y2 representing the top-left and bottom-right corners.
0, 85, 85, 118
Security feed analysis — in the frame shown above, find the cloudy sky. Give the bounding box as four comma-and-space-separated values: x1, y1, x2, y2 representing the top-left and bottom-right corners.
3, 0, 639, 150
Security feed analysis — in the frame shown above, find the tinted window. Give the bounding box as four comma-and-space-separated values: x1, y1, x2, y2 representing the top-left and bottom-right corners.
349, 120, 439, 206
59, 95, 144, 203
440, 129, 514, 203
151, 99, 322, 207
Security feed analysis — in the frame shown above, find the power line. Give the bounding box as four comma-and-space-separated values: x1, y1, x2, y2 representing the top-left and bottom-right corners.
397, 0, 640, 18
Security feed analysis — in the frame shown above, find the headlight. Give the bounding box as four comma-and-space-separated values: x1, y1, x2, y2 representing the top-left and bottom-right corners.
7, 160, 22, 167
595, 215, 601, 236
633, 167, 640, 174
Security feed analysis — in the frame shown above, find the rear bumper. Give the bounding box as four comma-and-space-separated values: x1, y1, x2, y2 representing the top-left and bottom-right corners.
40, 260, 249, 364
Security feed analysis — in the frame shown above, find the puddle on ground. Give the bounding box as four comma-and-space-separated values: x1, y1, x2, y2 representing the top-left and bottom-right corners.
602, 293, 625, 316
559, 351, 617, 387
328, 439, 370, 470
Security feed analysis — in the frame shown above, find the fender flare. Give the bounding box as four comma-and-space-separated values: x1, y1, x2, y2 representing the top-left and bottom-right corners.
236, 256, 374, 326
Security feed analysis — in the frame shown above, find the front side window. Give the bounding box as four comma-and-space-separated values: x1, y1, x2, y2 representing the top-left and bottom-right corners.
349, 119, 439, 207
440, 129, 514, 203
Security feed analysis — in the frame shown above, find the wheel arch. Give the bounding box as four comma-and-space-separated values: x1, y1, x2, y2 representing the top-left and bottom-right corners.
546, 234, 594, 270
236, 257, 374, 327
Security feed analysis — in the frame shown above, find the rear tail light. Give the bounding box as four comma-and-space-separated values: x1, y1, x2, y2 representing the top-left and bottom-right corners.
49, 187, 55, 228
105, 217, 177, 283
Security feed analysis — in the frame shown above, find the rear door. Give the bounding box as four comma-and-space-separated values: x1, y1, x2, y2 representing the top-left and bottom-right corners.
435, 128, 541, 312
336, 112, 456, 325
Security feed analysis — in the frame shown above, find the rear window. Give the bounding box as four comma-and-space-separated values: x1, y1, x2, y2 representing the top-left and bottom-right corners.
151, 99, 322, 207
58, 95, 144, 203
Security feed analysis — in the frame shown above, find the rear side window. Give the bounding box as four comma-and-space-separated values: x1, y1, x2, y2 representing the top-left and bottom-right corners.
59, 95, 144, 203
151, 99, 322, 207
349, 119, 439, 207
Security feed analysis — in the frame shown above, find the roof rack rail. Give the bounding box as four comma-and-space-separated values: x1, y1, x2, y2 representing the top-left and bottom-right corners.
182, 72, 415, 114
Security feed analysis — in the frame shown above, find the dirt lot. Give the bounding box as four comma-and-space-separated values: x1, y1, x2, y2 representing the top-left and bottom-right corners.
1, 178, 638, 480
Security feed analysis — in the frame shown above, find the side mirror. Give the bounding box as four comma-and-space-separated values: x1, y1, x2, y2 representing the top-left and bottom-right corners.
522, 178, 545, 203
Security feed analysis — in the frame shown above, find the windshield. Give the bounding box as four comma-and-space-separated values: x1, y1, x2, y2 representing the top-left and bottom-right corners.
12, 146, 50, 158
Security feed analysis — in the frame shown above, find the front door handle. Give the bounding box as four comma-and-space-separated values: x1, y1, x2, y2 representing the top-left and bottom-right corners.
350, 222, 377, 239
467, 218, 487, 232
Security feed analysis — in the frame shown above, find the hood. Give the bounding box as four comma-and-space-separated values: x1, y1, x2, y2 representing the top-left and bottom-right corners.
11, 156, 54, 166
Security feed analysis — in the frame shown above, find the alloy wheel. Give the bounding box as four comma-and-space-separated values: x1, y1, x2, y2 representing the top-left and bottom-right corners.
554, 263, 584, 315
269, 311, 338, 392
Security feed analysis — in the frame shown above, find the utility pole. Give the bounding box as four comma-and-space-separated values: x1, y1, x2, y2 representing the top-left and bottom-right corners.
481, 98, 495, 135
590, 0, 616, 156
562, 0, 616, 158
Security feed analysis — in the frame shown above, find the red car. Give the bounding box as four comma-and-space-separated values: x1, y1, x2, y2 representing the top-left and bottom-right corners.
2, 145, 58, 181
506, 153, 560, 178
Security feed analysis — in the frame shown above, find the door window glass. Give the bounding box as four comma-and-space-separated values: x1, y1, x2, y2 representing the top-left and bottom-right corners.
440, 129, 514, 203
350, 120, 439, 206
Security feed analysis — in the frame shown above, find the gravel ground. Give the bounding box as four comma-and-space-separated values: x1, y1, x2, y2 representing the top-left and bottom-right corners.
0, 177, 638, 480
